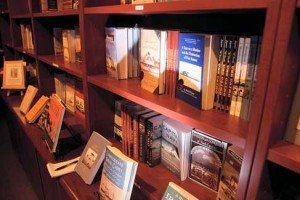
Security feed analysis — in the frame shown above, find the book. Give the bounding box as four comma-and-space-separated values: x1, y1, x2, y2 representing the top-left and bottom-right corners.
75, 80, 85, 118
99, 146, 138, 200
105, 27, 128, 80
140, 29, 167, 94
217, 145, 243, 200
175, 32, 219, 110
74, 26, 82, 64
146, 114, 168, 167
19, 85, 38, 115
53, 27, 63, 56
75, 131, 112, 184
37, 94, 65, 153
47, 156, 80, 178
54, 73, 66, 104
62, 28, 76, 63
65, 76, 76, 113
25, 95, 49, 123
114, 99, 131, 143
131, 0, 155, 4
162, 182, 198, 200
138, 111, 160, 162
284, 77, 300, 145
161, 118, 193, 181
189, 129, 228, 191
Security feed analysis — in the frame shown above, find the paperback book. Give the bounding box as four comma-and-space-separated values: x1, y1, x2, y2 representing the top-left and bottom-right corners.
25, 95, 49, 123
19, 85, 38, 115
189, 129, 228, 191
99, 146, 138, 200
162, 182, 198, 200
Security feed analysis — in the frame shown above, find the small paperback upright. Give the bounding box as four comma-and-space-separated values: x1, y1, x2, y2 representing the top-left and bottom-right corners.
75, 131, 112, 184
189, 129, 228, 191
37, 94, 65, 153
99, 146, 138, 200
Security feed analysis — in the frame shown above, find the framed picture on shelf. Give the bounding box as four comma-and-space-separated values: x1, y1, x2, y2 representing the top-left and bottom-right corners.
1, 60, 25, 91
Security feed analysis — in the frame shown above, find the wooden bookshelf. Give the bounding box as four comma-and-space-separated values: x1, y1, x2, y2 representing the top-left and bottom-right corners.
1, 0, 299, 199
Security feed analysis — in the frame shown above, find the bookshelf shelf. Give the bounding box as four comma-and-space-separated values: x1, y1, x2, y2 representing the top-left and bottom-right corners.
84, 0, 270, 15
268, 140, 300, 174
38, 55, 83, 78
88, 74, 247, 148
1, 0, 299, 199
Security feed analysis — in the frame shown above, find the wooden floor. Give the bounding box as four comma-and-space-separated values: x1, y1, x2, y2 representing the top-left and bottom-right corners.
0, 112, 39, 200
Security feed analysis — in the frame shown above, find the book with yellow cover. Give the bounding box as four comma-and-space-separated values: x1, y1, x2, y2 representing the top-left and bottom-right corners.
25, 95, 49, 123
19, 85, 38, 115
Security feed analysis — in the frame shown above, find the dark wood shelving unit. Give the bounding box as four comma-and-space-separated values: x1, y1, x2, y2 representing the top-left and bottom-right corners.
1, 0, 299, 199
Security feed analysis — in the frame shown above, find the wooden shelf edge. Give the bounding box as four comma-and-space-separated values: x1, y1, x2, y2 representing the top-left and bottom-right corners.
32, 9, 79, 17
10, 13, 31, 19
267, 140, 300, 173
88, 74, 247, 148
38, 55, 83, 79
84, 0, 270, 15
14, 46, 36, 57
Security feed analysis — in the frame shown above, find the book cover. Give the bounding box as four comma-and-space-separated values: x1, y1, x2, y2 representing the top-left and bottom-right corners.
37, 94, 65, 153
65, 76, 76, 113
284, 77, 300, 145
189, 129, 228, 191
217, 145, 243, 200
138, 111, 160, 162
162, 182, 198, 200
75, 131, 112, 184
74, 26, 82, 64
161, 118, 193, 181
146, 114, 168, 167
140, 29, 167, 94
54, 73, 66, 104
25, 95, 49, 123
175, 32, 218, 110
99, 146, 138, 200
19, 85, 38, 115
53, 27, 63, 56
75, 80, 85, 118
105, 27, 128, 80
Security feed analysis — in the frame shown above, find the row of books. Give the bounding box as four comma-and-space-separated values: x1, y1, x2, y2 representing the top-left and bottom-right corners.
114, 98, 243, 196
106, 26, 261, 120
54, 73, 85, 118
40, 0, 79, 12
20, 22, 34, 50
53, 26, 82, 64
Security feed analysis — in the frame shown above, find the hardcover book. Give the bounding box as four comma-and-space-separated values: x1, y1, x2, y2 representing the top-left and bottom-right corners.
140, 29, 167, 94
162, 182, 198, 200
99, 146, 138, 200
75, 80, 85, 118
75, 131, 112, 184
54, 73, 66, 104
25, 95, 49, 123
146, 114, 168, 167
65, 77, 76, 113
19, 85, 38, 115
284, 77, 300, 145
114, 99, 132, 143
189, 129, 228, 191
217, 145, 243, 200
37, 94, 65, 153
53, 27, 63, 56
175, 32, 219, 110
105, 27, 128, 80
161, 118, 193, 181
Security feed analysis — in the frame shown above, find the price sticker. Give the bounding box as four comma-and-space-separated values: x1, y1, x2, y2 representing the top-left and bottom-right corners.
135, 5, 144, 11
52, 63, 59, 68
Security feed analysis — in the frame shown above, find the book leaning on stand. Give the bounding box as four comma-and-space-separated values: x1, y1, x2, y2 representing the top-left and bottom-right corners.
99, 146, 138, 200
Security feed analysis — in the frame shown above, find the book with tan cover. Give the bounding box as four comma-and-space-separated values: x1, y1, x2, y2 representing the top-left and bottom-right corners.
19, 85, 38, 115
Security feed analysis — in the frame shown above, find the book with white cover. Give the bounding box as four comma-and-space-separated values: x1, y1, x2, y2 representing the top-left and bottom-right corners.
75, 131, 112, 184
19, 85, 38, 114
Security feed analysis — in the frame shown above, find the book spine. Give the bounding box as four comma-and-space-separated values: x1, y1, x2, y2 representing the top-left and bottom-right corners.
225, 36, 238, 113
213, 35, 225, 110
138, 117, 147, 162
230, 37, 245, 116
235, 37, 251, 117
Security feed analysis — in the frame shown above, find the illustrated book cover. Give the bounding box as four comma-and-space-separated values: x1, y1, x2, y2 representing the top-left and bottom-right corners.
175, 32, 219, 110
99, 146, 138, 200
217, 145, 243, 200
75, 131, 112, 184
19, 85, 38, 115
37, 94, 65, 153
189, 129, 228, 191
162, 182, 198, 200
161, 117, 193, 181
